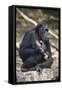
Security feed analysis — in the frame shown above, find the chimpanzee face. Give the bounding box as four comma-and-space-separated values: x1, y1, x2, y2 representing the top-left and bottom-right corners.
38, 23, 49, 42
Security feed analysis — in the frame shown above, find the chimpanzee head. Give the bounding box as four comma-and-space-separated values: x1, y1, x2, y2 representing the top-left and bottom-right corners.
36, 21, 49, 42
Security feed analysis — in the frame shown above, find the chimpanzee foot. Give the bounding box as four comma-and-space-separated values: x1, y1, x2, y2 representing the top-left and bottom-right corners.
21, 65, 36, 72
21, 64, 43, 72
21, 67, 29, 72
29, 67, 36, 71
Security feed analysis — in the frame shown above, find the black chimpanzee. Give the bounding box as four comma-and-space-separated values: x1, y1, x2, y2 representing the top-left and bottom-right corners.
19, 21, 52, 71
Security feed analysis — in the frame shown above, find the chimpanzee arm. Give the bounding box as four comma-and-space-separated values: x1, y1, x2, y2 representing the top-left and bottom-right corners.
39, 41, 52, 68
32, 31, 46, 54
45, 40, 52, 58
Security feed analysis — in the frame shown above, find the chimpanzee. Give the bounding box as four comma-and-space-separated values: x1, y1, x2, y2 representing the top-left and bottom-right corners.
19, 21, 52, 71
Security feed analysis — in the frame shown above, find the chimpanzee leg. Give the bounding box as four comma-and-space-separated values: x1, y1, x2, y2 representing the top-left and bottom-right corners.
20, 48, 39, 62
22, 54, 42, 69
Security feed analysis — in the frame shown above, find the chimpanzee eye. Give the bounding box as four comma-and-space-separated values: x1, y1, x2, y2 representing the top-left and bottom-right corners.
45, 29, 48, 31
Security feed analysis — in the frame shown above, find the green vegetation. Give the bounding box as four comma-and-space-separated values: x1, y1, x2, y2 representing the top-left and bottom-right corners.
36, 9, 43, 17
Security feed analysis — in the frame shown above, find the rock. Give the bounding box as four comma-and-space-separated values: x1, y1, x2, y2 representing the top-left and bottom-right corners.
39, 69, 54, 80
16, 71, 39, 82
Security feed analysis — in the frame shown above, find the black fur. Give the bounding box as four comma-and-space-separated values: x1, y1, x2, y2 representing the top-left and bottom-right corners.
19, 22, 52, 69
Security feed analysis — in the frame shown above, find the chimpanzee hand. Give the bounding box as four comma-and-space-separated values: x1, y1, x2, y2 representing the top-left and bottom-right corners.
44, 53, 48, 60
40, 47, 45, 54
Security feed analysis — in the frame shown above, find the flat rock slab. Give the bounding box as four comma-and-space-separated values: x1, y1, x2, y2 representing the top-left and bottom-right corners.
16, 68, 55, 82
